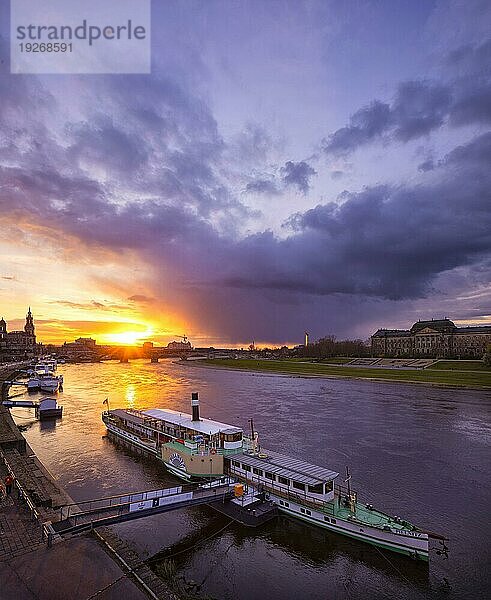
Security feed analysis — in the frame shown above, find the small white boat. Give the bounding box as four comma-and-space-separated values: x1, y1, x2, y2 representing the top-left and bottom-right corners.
27, 377, 41, 391
37, 397, 63, 419
38, 374, 63, 393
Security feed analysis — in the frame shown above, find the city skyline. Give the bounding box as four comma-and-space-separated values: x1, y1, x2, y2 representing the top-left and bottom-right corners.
1, 1, 490, 347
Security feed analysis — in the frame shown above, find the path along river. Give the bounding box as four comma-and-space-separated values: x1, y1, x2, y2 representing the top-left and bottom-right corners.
11, 359, 491, 600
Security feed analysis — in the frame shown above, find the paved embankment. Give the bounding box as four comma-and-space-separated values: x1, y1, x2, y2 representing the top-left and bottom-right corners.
0, 366, 174, 600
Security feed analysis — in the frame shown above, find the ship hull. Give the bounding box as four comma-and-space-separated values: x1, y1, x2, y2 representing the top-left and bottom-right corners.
266, 492, 429, 560
105, 421, 158, 456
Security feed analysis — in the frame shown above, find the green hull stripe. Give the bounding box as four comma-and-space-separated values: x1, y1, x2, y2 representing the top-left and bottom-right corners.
279, 508, 429, 561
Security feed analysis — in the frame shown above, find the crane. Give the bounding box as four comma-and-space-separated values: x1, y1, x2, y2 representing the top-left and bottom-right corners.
174, 334, 188, 343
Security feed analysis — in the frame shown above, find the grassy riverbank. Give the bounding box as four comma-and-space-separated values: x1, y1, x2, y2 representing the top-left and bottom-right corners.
201, 359, 491, 389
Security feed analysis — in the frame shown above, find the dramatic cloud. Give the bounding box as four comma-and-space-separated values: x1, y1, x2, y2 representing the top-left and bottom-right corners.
245, 178, 280, 195
280, 161, 317, 194
244, 160, 317, 196
50, 300, 130, 312
322, 38, 491, 157
322, 82, 452, 155
1, 4, 490, 343
231, 133, 491, 300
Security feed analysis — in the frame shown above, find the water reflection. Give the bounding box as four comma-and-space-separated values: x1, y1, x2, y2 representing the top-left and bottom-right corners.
154, 510, 432, 600
10, 359, 491, 600
125, 384, 136, 408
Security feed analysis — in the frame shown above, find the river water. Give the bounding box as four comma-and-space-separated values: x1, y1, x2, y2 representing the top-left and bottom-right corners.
11, 359, 491, 600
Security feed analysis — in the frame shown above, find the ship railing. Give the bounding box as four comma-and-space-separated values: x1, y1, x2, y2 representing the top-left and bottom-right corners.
229, 471, 333, 513
57, 481, 229, 522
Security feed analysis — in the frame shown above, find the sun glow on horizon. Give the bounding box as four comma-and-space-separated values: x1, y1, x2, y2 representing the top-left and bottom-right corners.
103, 327, 155, 345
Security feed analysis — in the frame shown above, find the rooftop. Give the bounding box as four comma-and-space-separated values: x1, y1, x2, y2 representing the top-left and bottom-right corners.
410, 319, 456, 333
235, 449, 338, 485
372, 329, 410, 338
133, 407, 243, 436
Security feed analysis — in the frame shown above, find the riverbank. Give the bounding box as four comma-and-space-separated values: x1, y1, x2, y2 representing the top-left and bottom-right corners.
0, 366, 173, 600
195, 359, 491, 389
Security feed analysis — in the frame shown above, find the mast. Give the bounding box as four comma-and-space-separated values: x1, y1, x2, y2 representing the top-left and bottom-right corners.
248, 418, 254, 440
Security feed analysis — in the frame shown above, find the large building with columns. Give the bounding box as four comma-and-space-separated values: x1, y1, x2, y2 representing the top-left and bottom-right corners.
371, 318, 491, 359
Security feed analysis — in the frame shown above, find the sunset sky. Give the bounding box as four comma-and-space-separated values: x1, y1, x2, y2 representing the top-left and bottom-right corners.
1, 0, 490, 347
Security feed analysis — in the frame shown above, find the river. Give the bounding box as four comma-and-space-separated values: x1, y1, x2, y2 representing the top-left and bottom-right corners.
11, 359, 491, 600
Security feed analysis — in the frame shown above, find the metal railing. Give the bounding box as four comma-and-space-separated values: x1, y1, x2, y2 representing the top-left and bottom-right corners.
228, 469, 334, 512
58, 480, 231, 521
54, 481, 234, 534
1, 452, 54, 544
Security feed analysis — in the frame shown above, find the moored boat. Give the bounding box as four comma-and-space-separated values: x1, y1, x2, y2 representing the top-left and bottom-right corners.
27, 376, 41, 391
102, 393, 445, 561
37, 397, 63, 419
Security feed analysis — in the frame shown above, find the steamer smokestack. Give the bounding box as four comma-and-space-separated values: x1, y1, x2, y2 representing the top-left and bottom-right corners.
191, 392, 200, 421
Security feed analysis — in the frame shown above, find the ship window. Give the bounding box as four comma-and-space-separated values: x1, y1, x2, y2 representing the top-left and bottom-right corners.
332, 519, 336, 524
306, 510, 311, 516
308, 483, 324, 494
300, 508, 305, 514
252, 467, 263, 476
278, 476, 289, 486
279, 500, 284, 506
232, 460, 241, 467
324, 516, 330, 523
264, 471, 275, 480
223, 432, 242, 442
284, 502, 289, 507
325, 481, 333, 492
292, 481, 305, 492
242, 464, 251, 472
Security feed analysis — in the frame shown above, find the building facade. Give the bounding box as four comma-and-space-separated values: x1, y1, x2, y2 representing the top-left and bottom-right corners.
0, 308, 37, 361
371, 319, 491, 359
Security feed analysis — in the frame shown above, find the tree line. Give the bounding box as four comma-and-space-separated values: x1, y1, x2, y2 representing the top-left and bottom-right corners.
295, 336, 369, 359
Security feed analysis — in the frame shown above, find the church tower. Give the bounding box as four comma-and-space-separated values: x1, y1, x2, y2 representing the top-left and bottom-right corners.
0, 317, 6, 348
24, 307, 36, 348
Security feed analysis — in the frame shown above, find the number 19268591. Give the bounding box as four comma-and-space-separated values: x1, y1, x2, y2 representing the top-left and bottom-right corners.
19, 42, 73, 53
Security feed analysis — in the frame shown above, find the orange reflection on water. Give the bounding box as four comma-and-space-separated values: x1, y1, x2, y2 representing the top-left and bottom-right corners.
125, 384, 136, 408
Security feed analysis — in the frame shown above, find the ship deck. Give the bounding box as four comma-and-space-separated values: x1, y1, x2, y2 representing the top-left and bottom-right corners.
330, 497, 416, 532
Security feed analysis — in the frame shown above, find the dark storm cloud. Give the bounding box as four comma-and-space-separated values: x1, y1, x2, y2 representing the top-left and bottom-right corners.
322, 101, 391, 155
280, 161, 317, 194
230, 132, 491, 300
391, 81, 452, 142
1, 20, 490, 343
67, 117, 149, 174
323, 38, 491, 156
323, 82, 451, 155
245, 178, 281, 195
2, 87, 490, 305
245, 160, 317, 196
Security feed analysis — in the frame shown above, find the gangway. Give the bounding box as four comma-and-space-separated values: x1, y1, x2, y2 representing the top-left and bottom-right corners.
50, 481, 235, 536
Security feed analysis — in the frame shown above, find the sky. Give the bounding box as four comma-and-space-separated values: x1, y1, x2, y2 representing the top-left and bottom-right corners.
1, 0, 490, 347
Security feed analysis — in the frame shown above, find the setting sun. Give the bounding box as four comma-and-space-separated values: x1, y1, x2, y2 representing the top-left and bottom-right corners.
104, 328, 154, 345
